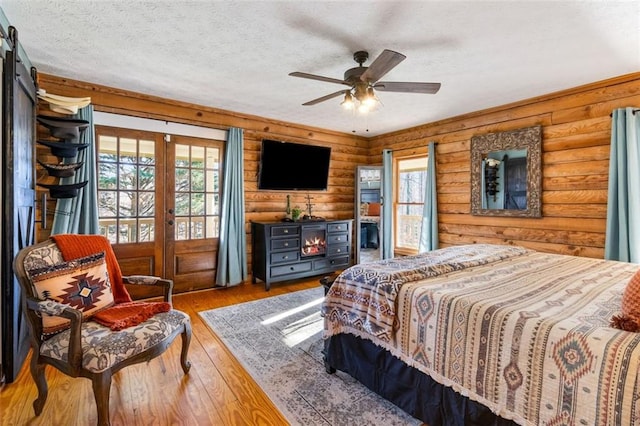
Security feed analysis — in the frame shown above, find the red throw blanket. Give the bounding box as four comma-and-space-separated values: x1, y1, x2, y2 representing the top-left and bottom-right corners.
51, 234, 132, 303
51, 234, 172, 330
92, 301, 171, 331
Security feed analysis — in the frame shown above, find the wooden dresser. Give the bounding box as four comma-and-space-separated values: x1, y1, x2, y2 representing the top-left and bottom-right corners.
251, 220, 352, 290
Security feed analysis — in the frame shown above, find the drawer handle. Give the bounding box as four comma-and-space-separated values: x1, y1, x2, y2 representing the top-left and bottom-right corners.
283, 255, 289, 260
284, 242, 289, 247
284, 229, 289, 233
336, 249, 341, 253
336, 237, 342, 241
290, 266, 295, 271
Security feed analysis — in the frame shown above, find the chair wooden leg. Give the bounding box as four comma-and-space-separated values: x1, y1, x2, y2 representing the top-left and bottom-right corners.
180, 322, 192, 374
92, 372, 113, 426
29, 353, 48, 415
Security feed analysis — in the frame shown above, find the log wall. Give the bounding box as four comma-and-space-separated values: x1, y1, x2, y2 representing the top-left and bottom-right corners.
368, 72, 640, 258
36, 71, 640, 262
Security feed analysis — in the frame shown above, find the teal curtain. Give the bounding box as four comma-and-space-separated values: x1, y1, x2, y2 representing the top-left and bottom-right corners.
418, 142, 438, 252
381, 149, 394, 259
215, 127, 248, 286
51, 105, 99, 235
605, 107, 640, 262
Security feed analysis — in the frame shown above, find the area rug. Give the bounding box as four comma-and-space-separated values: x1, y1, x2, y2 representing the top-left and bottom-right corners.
199, 287, 420, 425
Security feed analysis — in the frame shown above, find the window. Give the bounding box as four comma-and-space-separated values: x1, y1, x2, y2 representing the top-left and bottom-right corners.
395, 155, 428, 253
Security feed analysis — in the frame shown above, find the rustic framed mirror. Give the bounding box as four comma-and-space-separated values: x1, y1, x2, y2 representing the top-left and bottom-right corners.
470, 125, 542, 217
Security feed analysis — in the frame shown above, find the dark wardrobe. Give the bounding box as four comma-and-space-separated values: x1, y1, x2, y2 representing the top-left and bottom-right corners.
0, 26, 37, 383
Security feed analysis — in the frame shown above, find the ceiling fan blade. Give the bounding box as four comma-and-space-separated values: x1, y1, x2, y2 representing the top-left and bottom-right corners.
374, 81, 441, 94
289, 72, 349, 86
360, 49, 406, 83
302, 90, 346, 106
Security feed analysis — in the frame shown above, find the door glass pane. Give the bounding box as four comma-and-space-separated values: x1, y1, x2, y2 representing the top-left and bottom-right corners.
119, 138, 137, 164
139, 140, 155, 164
139, 166, 155, 190
192, 146, 205, 168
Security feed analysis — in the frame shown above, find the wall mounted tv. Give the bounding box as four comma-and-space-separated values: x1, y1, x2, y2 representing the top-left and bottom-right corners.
258, 139, 331, 191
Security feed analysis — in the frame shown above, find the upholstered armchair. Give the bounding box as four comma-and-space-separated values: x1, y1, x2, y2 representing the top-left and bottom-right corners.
13, 235, 192, 426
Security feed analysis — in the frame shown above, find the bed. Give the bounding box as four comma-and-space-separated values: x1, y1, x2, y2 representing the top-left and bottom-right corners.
321, 244, 640, 425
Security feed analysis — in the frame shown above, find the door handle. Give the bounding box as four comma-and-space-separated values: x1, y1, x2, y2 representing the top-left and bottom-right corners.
168, 219, 174, 225
168, 208, 174, 214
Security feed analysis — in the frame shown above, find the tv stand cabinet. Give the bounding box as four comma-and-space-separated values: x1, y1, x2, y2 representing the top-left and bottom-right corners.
251, 220, 352, 291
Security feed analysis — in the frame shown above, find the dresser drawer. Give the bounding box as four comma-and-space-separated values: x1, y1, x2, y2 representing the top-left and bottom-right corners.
271, 238, 299, 250
315, 255, 350, 270
327, 244, 349, 256
327, 233, 349, 245
270, 250, 299, 264
271, 261, 312, 277
328, 222, 349, 233
271, 225, 299, 237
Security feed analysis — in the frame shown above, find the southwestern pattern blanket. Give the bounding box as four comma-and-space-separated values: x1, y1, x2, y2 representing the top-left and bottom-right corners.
322, 245, 640, 425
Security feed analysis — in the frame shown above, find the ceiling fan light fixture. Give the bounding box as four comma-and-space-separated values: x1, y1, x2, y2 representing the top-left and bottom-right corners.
341, 91, 354, 110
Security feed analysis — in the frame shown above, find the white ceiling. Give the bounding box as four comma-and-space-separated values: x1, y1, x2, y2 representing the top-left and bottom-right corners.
1, 1, 639, 137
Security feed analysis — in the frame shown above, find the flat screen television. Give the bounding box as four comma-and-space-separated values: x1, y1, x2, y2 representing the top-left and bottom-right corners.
258, 139, 331, 191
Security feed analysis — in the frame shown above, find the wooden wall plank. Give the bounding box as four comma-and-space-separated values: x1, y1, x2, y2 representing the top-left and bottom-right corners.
36, 71, 640, 270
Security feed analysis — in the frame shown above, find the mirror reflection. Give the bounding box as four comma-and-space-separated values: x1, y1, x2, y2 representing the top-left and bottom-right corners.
471, 125, 542, 218
482, 149, 527, 210
355, 166, 383, 264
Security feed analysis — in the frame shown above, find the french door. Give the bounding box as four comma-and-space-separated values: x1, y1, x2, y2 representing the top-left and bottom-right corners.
95, 126, 224, 297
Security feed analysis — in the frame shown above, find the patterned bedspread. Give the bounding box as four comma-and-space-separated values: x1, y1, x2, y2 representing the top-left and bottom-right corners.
322, 244, 640, 425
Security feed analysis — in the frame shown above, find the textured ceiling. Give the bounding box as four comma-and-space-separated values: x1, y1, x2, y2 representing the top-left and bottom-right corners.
1, 1, 639, 137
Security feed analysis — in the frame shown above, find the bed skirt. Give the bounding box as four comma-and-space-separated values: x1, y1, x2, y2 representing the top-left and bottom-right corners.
323, 333, 518, 426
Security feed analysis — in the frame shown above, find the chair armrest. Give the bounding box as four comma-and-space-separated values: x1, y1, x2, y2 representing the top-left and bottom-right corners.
123, 275, 174, 304
25, 297, 84, 371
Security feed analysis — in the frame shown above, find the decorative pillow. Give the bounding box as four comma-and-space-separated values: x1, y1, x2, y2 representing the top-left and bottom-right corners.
368, 202, 381, 216
611, 269, 640, 332
27, 252, 115, 335
360, 202, 369, 216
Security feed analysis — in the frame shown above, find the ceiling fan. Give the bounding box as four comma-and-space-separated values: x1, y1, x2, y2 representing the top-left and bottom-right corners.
289, 49, 441, 110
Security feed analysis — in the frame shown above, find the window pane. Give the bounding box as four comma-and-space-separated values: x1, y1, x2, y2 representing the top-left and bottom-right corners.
118, 164, 137, 190
98, 191, 117, 217
98, 163, 117, 189
191, 193, 205, 215
119, 192, 137, 217
175, 168, 189, 192
139, 140, 155, 165
175, 219, 188, 240
139, 192, 155, 216
206, 216, 216, 238
139, 166, 155, 190
119, 138, 137, 164
175, 144, 190, 167
192, 146, 205, 168
191, 169, 204, 191
206, 147, 220, 169
175, 193, 189, 216
396, 205, 423, 250
98, 136, 117, 162
139, 220, 154, 242
398, 170, 426, 203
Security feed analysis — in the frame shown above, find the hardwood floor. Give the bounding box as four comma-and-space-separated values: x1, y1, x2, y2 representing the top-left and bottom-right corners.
0, 278, 318, 426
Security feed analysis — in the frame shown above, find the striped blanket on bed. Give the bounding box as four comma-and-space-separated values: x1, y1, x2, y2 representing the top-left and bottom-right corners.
322, 244, 640, 425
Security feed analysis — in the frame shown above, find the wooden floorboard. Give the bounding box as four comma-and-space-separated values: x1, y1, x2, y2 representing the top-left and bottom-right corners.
0, 278, 318, 426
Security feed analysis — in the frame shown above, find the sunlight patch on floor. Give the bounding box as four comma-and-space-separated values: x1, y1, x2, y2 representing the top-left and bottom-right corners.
281, 311, 324, 347
261, 297, 324, 325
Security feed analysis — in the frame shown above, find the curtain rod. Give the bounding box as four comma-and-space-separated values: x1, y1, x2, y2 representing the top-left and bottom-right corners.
384, 142, 438, 153
609, 108, 640, 117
